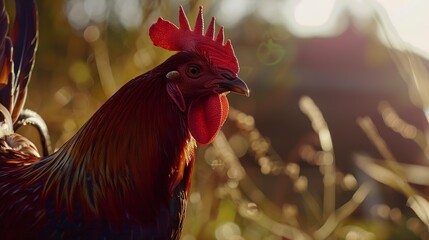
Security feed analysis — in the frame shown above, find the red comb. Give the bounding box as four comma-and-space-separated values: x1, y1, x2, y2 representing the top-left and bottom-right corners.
149, 6, 239, 74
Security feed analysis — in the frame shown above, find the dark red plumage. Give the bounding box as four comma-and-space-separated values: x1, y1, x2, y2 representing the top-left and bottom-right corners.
0, 2, 248, 239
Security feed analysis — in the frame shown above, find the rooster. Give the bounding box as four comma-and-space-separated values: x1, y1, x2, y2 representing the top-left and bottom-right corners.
0, 1, 248, 239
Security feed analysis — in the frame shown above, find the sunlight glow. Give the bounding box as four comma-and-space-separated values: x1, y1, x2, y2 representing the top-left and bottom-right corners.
293, 0, 336, 27
216, 0, 254, 27
375, 0, 429, 57
282, 0, 346, 37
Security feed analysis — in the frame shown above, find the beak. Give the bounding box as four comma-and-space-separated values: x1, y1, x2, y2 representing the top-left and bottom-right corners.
218, 76, 250, 97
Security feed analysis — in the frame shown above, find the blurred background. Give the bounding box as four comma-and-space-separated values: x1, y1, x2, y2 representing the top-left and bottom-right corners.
7, 0, 429, 239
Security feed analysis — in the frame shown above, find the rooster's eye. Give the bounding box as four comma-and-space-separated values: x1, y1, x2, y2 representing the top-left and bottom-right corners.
186, 64, 202, 78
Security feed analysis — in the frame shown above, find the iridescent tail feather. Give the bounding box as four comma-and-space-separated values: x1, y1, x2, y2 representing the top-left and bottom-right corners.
0, 0, 50, 157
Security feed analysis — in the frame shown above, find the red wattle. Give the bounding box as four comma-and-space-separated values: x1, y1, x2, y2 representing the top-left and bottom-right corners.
220, 94, 229, 126
188, 94, 229, 145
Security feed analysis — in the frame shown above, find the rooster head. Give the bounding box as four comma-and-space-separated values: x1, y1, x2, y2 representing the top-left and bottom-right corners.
149, 6, 249, 145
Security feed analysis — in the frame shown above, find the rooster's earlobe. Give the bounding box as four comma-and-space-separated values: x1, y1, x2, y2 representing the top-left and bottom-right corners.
166, 71, 181, 81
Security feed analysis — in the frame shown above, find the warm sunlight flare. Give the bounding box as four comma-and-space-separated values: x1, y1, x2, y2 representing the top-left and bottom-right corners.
293, 0, 336, 27
282, 0, 344, 37
376, 0, 429, 57
276, 0, 429, 58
